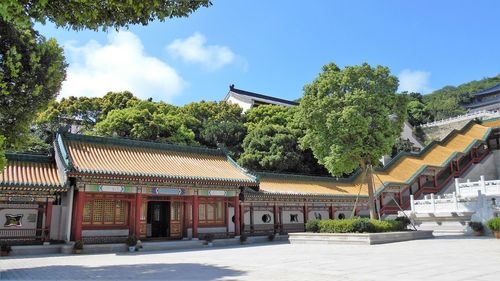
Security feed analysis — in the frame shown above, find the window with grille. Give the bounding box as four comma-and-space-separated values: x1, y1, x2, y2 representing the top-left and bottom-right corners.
82, 199, 128, 226
198, 199, 225, 225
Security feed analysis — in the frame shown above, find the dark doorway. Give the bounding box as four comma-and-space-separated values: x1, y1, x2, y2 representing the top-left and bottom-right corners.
147, 201, 170, 238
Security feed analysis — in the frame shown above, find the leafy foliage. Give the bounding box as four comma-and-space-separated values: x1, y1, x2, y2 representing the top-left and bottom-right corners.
181, 101, 246, 156
405, 92, 433, 126
298, 63, 406, 176
238, 124, 302, 172
0, 19, 67, 149
318, 218, 403, 233
486, 217, 500, 231
351, 218, 375, 233
95, 101, 198, 145
239, 105, 328, 175
0, 135, 6, 170
298, 63, 406, 218
1, 0, 212, 31
423, 75, 500, 120
305, 219, 321, 233
318, 219, 355, 233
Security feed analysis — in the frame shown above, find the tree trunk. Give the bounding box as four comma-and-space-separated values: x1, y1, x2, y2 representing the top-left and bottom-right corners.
363, 161, 377, 220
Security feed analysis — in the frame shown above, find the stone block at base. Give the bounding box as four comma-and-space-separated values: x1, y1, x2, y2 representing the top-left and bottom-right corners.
288, 231, 434, 245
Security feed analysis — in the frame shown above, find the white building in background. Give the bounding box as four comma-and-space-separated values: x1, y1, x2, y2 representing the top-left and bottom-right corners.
224, 84, 298, 112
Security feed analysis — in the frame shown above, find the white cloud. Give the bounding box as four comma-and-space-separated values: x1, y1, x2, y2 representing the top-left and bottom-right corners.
167, 32, 236, 70
398, 69, 432, 93
61, 31, 184, 101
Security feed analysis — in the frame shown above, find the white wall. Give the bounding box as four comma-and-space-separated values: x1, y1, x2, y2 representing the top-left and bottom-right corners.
226, 95, 253, 112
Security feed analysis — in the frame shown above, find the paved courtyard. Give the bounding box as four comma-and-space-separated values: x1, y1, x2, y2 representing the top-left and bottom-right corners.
1, 237, 499, 281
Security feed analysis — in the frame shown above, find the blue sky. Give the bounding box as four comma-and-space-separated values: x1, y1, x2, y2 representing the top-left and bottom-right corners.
37, 0, 500, 105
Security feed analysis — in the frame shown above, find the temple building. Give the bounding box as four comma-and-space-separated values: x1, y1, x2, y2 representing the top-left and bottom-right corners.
1, 119, 499, 244
464, 83, 500, 112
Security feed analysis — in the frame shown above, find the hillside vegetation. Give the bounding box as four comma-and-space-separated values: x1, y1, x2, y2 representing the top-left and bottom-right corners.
422, 75, 500, 121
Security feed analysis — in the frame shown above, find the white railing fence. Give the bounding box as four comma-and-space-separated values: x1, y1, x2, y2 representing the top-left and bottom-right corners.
456, 176, 500, 197
420, 110, 500, 128
408, 175, 500, 214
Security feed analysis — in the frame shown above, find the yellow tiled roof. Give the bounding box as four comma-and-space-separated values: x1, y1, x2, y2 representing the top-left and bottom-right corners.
257, 122, 491, 196
259, 176, 368, 196
0, 154, 62, 189
60, 134, 257, 184
482, 118, 500, 128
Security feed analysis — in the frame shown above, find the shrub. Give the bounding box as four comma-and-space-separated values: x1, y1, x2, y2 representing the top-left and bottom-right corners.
74, 240, 84, 250
486, 217, 500, 231
126, 235, 138, 246
305, 219, 321, 233
468, 221, 484, 232
317, 218, 404, 233
395, 216, 411, 229
319, 219, 355, 233
371, 220, 403, 232
352, 218, 375, 233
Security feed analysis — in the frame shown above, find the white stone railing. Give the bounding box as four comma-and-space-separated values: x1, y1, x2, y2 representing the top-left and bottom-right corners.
410, 193, 477, 213
456, 176, 500, 198
420, 110, 500, 128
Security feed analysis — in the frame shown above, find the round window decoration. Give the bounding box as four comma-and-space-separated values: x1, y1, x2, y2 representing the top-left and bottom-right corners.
338, 213, 346, 220
262, 214, 272, 223
231, 215, 236, 223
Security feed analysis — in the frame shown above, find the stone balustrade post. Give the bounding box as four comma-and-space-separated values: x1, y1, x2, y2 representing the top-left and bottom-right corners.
455, 178, 460, 196
480, 175, 486, 194
410, 195, 415, 212
453, 192, 458, 211
430, 193, 436, 212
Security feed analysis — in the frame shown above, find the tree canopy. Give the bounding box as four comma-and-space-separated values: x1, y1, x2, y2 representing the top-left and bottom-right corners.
0, 135, 6, 170
1, 0, 212, 31
239, 104, 328, 175
298, 63, 407, 218
0, 19, 66, 149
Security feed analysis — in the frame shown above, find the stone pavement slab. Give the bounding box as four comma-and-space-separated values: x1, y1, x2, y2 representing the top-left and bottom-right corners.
0, 236, 499, 281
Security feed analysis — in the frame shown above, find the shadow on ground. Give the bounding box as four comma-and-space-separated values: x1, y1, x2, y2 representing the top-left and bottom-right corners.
0, 263, 245, 280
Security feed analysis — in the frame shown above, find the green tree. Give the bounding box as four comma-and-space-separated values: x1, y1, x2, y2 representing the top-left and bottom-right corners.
298, 63, 407, 219
240, 105, 328, 175
244, 104, 295, 132
1, 0, 212, 31
0, 19, 66, 149
238, 124, 303, 172
407, 99, 432, 126
180, 101, 245, 150
95, 101, 197, 145
0, 135, 6, 170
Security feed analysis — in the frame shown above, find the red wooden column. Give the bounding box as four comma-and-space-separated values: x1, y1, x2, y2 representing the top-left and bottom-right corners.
192, 194, 199, 239
45, 201, 53, 238
233, 196, 240, 236
330, 206, 336, 220
303, 204, 308, 223
74, 191, 85, 241
135, 193, 142, 236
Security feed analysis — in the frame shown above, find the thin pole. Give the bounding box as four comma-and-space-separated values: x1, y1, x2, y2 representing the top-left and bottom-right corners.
373, 172, 417, 231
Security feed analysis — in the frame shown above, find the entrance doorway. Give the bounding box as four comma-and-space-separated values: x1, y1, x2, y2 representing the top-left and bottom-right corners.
147, 201, 170, 238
